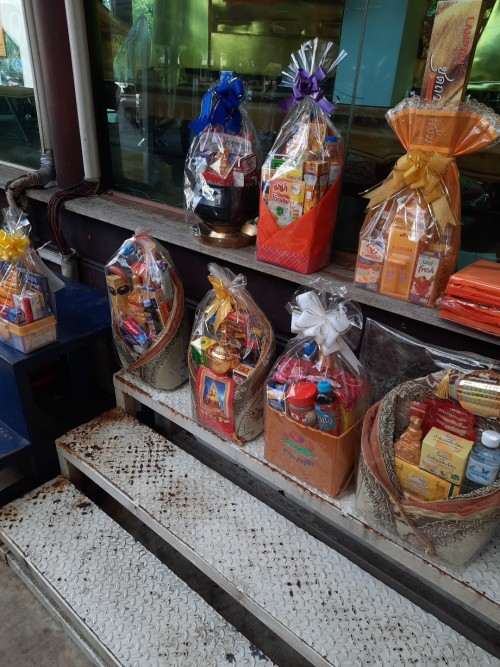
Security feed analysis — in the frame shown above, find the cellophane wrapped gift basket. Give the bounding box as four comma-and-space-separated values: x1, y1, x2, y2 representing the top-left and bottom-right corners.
105, 231, 190, 390
264, 283, 369, 497
188, 263, 275, 445
184, 71, 262, 247
356, 320, 500, 565
0, 208, 64, 352
256, 38, 347, 274
354, 0, 500, 307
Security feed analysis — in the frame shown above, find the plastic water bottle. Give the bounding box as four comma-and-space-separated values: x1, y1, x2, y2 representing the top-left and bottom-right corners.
462, 430, 500, 492
314, 380, 340, 435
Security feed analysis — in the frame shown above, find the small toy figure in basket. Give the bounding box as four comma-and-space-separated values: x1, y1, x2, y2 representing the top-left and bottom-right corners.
188, 263, 275, 444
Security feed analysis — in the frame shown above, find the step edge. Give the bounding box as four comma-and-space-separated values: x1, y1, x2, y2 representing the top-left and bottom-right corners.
58, 448, 332, 667
111, 376, 500, 624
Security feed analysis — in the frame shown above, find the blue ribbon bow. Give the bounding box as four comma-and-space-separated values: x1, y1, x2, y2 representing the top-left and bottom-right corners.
280, 66, 335, 115
190, 74, 245, 136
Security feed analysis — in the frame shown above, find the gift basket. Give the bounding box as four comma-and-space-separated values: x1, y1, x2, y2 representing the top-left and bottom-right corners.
0, 208, 64, 352
356, 320, 500, 565
188, 263, 275, 444
184, 71, 262, 248
105, 231, 190, 390
354, 1, 500, 307
264, 284, 369, 497
256, 38, 347, 274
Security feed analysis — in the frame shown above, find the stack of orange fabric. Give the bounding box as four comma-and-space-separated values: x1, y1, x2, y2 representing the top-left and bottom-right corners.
439, 260, 500, 336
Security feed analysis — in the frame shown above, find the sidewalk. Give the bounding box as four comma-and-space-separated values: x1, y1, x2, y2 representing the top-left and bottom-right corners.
0, 557, 92, 667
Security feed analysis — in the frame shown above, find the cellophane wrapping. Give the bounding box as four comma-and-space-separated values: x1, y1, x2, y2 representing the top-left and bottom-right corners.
356, 369, 500, 565
355, 96, 500, 307
257, 38, 346, 274
264, 282, 369, 497
184, 71, 262, 239
105, 230, 189, 390
0, 208, 63, 353
188, 263, 275, 444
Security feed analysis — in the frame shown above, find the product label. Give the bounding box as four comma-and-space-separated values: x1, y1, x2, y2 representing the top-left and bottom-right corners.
315, 405, 339, 434
465, 459, 500, 486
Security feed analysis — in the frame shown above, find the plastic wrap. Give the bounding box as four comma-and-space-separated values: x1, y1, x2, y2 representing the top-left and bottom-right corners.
354, 96, 500, 307
256, 38, 347, 274
264, 282, 369, 497
360, 318, 500, 405
105, 230, 189, 390
184, 71, 262, 240
0, 208, 64, 352
188, 263, 275, 444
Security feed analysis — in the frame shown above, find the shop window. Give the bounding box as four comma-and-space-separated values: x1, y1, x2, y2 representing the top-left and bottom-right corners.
92, 0, 500, 263
0, 1, 40, 169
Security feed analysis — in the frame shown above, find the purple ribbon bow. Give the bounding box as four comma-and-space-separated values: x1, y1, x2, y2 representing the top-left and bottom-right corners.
280, 66, 335, 115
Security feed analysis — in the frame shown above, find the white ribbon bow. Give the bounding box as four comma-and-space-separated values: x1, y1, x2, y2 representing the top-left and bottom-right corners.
291, 291, 360, 371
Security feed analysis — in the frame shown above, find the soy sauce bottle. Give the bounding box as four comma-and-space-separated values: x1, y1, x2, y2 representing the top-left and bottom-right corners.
314, 380, 340, 435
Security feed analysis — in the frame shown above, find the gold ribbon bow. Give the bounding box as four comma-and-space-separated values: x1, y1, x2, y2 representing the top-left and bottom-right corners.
204, 275, 234, 332
0, 230, 30, 262
363, 150, 456, 233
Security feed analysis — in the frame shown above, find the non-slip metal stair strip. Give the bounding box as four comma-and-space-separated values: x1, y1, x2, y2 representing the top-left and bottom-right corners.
56, 408, 497, 667
113, 370, 500, 631
0, 477, 274, 667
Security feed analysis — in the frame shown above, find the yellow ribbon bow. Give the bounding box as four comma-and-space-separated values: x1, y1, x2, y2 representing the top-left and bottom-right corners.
363, 150, 456, 233
204, 275, 234, 332
0, 230, 30, 262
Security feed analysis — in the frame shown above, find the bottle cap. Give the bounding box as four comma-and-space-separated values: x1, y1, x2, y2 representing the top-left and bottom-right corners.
317, 379, 332, 394
123, 244, 134, 256
303, 341, 317, 356
325, 136, 339, 143
143, 298, 152, 307
481, 430, 500, 448
286, 381, 317, 407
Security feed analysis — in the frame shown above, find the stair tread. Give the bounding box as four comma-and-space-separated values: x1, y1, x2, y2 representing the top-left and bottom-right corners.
114, 370, 500, 616
56, 407, 498, 667
0, 476, 274, 667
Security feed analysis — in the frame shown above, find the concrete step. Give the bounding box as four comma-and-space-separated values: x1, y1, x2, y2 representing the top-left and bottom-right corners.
0, 476, 274, 667
56, 407, 498, 667
114, 370, 500, 634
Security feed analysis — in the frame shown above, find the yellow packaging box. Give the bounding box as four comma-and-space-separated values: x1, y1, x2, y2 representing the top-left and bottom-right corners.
419, 426, 474, 485
395, 457, 461, 502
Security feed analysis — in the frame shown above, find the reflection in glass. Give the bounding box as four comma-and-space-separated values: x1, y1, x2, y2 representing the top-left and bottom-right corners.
0, 0, 40, 168
94, 0, 499, 262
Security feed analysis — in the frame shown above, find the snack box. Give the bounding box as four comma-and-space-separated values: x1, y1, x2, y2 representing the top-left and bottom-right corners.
303, 161, 329, 213
268, 178, 306, 228
419, 426, 474, 485
395, 456, 461, 502
0, 315, 57, 353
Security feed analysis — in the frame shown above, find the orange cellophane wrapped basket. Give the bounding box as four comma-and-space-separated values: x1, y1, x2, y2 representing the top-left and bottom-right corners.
257, 38, 347, 274
354, 96, 500, 307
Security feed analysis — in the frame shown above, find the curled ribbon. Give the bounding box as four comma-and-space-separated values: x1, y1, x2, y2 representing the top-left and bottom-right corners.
280, 66, 335, 115
189, 72, 245, 136
0, 229, 30, 261
291, 291, 360, 371
363, 150, 456, 233
204, 275, 235, 332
